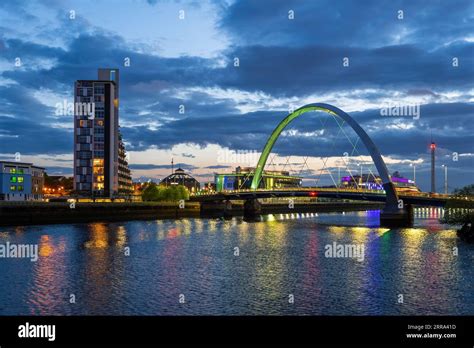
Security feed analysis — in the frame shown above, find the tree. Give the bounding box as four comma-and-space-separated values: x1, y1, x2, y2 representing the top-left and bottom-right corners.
452, 184, 474, 197
142, 184, 189, 202
441, 209, 473, 225
157, 185, 189, 201
141, 183, 160, 201
176, 185, 190, 200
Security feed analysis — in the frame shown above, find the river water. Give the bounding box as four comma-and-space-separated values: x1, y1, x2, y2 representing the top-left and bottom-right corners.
0, 209, 472, 315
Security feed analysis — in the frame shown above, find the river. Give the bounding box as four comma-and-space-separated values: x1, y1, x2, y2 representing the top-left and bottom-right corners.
0, 209, 472, 315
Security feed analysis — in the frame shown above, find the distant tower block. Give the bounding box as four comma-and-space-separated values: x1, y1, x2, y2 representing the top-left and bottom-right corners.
430, 141, 436, 192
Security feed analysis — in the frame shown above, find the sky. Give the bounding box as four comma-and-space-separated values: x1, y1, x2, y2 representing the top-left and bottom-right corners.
0, 0, 473, 192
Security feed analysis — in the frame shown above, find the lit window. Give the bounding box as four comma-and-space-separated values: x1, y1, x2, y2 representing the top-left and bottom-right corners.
10, 185, 16, 191
10, 176, 17, 183
9, 168, 16, 174
18, 169, 24, 174
18, 186, 23, 191
18, 177, 24, 183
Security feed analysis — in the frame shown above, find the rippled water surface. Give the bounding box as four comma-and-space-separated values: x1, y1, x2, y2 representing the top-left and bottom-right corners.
0, 210, 472, 315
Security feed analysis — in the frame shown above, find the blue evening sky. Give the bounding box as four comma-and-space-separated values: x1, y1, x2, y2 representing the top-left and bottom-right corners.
0, 0, 473, 192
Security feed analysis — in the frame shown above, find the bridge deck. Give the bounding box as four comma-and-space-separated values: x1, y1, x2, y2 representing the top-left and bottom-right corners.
190, 188, 462, 207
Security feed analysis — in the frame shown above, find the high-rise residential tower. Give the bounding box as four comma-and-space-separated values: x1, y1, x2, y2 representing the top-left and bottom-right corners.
73, 68, 132, 197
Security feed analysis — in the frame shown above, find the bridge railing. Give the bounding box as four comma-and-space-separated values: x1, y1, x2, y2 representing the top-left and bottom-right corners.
190, 188, 466, 200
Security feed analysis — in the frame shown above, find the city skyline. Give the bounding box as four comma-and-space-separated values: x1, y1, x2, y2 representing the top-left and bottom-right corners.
0, 0, 473, 193
0, 2, 473, 343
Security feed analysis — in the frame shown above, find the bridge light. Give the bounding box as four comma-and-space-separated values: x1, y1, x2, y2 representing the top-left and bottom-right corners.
309, 191, 317, 197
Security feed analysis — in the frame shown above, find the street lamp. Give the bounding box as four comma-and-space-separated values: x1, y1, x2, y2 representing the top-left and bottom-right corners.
410, 163, 416, 183
441, 164, 448, 194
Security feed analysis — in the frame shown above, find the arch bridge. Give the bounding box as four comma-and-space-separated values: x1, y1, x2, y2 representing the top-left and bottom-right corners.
198, 103, 416, 226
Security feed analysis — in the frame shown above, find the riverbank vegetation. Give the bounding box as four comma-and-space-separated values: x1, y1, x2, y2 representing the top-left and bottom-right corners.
441, 184, 474, 243
141, 183, 190, 202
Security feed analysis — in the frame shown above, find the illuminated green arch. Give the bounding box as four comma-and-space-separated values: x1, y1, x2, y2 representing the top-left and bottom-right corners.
250, 103, 400, 209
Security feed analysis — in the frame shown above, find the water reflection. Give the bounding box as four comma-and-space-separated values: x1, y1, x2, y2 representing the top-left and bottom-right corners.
29, 234, 65, 315
0, 211, 471, 316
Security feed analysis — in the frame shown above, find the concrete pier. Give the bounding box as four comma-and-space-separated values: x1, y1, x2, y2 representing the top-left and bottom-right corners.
380, 204, 414, 227
243, 199, 262, 220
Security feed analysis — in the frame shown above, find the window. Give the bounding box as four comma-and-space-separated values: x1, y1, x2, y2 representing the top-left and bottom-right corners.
82, 87, 89, 97
18, 176, 24, 183
78, 128, 91, 136
10, 185, 16, 191
110, 70, 116, 81
77, 135, 90, 143
94, 85, 105, 94
79, 159, 90, 167
78, 151, 92, 160
8, 167, 16, 174
10, 176, 17, 183
18, 185, 23, 191
18, 168, 24, 174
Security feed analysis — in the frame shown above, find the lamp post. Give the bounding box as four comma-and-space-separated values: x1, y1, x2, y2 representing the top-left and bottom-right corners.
410, 163, 416, 184
441, 164, 448, 194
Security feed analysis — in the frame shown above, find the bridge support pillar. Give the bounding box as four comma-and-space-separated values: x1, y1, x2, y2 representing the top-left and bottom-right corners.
380, 204, 414, 227
378, 182, 414, 227
243, 199, 262, 221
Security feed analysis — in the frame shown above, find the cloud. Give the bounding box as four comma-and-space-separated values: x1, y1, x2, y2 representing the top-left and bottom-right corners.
220, 0, 474, 49
43, 166, 73, 175
203, 164, 231, 169
0, 0, 472, 191
180, 153, 196, 158
129, 163, 198, 170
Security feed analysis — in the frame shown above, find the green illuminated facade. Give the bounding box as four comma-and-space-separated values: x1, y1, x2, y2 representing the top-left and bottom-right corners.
215, 166, 302, 192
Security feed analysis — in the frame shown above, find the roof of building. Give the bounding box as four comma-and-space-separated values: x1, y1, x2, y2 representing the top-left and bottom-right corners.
76, 79, 116, 84
162, 168, 199, 182
0, 160, 32, 165
0, 161, 45, 169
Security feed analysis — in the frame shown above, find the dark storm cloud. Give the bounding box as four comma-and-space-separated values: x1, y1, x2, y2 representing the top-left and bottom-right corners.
123, 110, 276, 152
220, 0, 474, 49
0, 85, 72, 154
1, 38, 64, 60
121, 102, 474, 161
214, 42, 473, 97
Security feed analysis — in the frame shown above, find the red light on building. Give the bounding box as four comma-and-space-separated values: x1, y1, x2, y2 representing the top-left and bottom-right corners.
309, 191, 317, 197
430, 142, 436, 150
